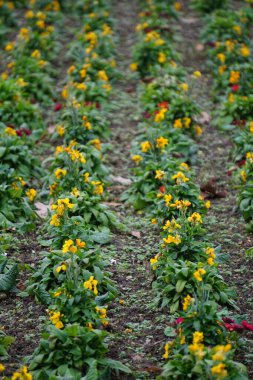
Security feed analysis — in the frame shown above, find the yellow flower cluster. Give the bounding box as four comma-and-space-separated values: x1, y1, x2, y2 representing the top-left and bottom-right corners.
84, 276, 98, 295
163, 234, 181, 245
49, 311, 64, 329
193, 268, 206, 282
62, 238, 86, 254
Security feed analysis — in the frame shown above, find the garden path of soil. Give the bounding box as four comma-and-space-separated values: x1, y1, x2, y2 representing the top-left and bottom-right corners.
106, 0, 253, 378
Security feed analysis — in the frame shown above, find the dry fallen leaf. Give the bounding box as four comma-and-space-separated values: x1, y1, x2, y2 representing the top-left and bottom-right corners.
48, 125, 56, 134
131, 231, 141, 239
195, 43, 204, 52
35, 202, 51, 218
110, 175, 132, 185
181, 17, 197, 24
198, 111, 211, 124
103, 202, 121, 207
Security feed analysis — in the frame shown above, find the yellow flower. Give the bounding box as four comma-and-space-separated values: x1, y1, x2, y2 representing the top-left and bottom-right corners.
76, 83, 87, 91
163, 342, 173, 359
206, 247, 216, 259
62, 239, 76, 254
90, 139, 101, 150
56, 263, 67, 273
53, 289, 62, 297
36, 20, 45, 29
96, 306, 108, 325
205, 200, 211, 209
158, 52, 166, 63
49, 311, 64, 329
233, 25, 241, 35
151, 218, 157, 224
174, 2, 182, 11
31, 49, 41, 59
130, 62, 138, 71
154, 108, 167, 123
164, 194, 173, 206
239, 44, 250, 57
54, 168, 67, 179
193, 70, 201, 77
71, 187, 80, 197
163, 219, 181, 232
217, 53, 226, 63
183, 294, 193, 311
16, 78, 28, 87
84, 172, 90, 183
1, 72, 8, 80
174, 119, 183, 129
11, 366, 33, 380
229, 70, 240, 84
188, 212, 202, 224
211, 363, 228, 379
218, 65, 227, 75
57, 125, 65, 136
171, 171, 189, 184
193, 268, 206, 282
155, 170, 165, 180
5, 42, 14, 51
38, 59, 47, 67
84, 276, 98, 295
155, 38, 165, 46
92, 181, 104, 195
98, 70, 108, 81
179, 83, 188, 91
156, 136, 168, 149
132, 155, 143, 164
163, 234, 181, 245
0, 364, 5, 372
184, 117, 191, 128
192, 331, 204, 344
50, 214, 61, 227
76, 238, 86, 248
5, 127, 17, 136
141, 141, 152, 152
25, 10, 34, 18
61, 87, 68, 99
26, 188, 37, 202
51, 198, 74, 216
150, 255, 158, 270
249, 121, 253, 133
228, 93, 235, 103
67, 65, 76, 75
194, 125, 203, 136
179, 162, 189, 171
241, 170, 247, 182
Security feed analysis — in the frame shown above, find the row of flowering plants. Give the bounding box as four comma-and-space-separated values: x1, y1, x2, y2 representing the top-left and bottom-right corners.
126, 0, 251, 378
200, 0, 253, 230
0, 0, 131, 379
0, 0, 64, 232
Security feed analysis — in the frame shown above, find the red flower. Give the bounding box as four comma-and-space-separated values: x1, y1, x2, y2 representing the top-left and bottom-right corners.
16, 128, 32, 137
157, 101, 169, 109
222, 317, 235, 324
241, 321, 253, 331
54, 103, 62, 111
176, 317, 184, 324
231, 84, 240, 92
237, 160, 246, 168
143, 111, 151, 119
224, 323, 244, 332
159, 186, 166, 193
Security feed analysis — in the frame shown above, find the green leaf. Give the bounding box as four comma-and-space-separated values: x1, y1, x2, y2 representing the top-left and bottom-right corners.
175, 279, 186, 293
0, 263, 18, 292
